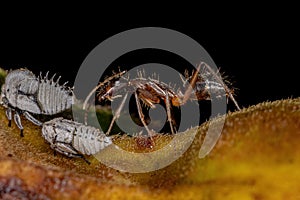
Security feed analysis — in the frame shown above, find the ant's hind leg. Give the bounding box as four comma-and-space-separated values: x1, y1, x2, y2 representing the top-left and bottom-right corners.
181, 63, 201, 105
164, 92, 176, 135
5, 108, 12, 127
14, 112, 24, 137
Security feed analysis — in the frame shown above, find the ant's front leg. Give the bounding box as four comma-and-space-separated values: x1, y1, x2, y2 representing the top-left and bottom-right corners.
105, 93, 128, 136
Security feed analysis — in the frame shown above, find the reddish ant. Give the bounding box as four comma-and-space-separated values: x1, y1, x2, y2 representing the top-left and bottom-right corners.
83, 62, 240, 137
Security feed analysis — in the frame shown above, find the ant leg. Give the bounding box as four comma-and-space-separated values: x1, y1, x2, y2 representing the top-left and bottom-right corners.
23, 111, 42, 126
82, 82, 108, 125
82, 71, 127, 111
134, 92, 153, 138
83, 71, 127, 125
14, 112, 24, 137
226, 91, 241, 110
105, 93, 128, 136
164, 92, 176, 135
84, 103, 91, 125
5, 108, 12, 127
181, 63, 201, 105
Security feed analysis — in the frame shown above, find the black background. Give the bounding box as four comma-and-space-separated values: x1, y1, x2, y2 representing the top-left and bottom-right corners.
0, 8, 299, 110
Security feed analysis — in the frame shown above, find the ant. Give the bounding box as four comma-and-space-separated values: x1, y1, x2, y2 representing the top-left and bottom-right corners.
83, 62, 240, 137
